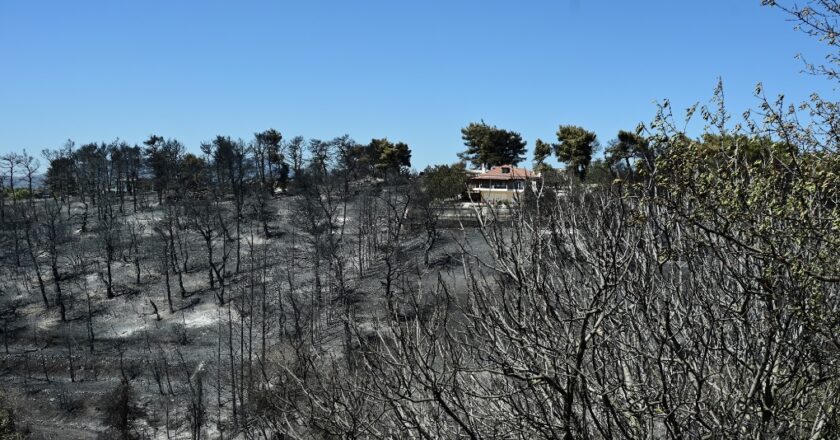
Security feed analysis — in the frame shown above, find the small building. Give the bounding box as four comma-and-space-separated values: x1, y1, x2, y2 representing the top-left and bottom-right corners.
467, 165, 540, 203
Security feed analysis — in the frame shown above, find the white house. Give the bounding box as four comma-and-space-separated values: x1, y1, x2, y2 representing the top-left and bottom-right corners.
467, 165, 540, 203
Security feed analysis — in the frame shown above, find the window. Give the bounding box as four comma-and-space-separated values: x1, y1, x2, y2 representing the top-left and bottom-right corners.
501, 167, 511, 174
492, 181, 507, 189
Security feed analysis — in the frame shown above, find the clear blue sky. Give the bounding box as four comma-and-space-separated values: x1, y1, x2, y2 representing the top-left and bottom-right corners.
0, 0, 833, 168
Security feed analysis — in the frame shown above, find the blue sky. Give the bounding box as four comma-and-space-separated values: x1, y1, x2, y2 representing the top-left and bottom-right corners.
0, 1, 833, 168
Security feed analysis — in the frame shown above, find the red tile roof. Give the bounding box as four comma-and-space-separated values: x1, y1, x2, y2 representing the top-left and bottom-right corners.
470, 165, 539, 181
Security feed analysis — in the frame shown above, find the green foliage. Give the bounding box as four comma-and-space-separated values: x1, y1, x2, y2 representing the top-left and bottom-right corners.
421, 162, 468, 201
605, 129, 652, 178
371, 138, 412, 174
459, 121, 527, 167
533, 139, 552, 169
585, 159, 612, 185
653, 128, 840, 311
3, 188, 34, 200
697, 133, 786, 162
554, 125, 598, 180
538, 165, 568, 188
341, 138, 412, 178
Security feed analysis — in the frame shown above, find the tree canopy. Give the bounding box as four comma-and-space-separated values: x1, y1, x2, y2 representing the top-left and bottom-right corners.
552, 125, 598, 180
338, 138, 412, 177
421, 162, 468, 201
143, 135, 184, 202
604, 129, 652, 178
370, 138, 412, 174
532, 139, 552, 172
44, 153, 77, 198
459, 121, 527, 168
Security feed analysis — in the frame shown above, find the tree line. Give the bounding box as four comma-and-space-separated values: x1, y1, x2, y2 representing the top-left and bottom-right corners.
0, 1, 837, 438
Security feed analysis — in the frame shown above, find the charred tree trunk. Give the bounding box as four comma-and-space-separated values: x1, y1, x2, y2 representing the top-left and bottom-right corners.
25, 226, 49, 308
51, 255, 65, 322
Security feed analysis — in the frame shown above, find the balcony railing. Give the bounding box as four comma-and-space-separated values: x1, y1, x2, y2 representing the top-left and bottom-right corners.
468, 182, 525, 191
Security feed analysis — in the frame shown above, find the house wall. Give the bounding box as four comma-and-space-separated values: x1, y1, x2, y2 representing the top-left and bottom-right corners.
467, 176, 536, 203
475, 189, 517, 203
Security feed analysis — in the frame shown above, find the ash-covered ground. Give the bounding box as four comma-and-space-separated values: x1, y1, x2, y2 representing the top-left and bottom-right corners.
0, 189, 489, 439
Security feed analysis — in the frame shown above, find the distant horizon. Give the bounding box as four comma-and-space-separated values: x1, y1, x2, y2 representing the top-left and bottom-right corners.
1, 1, 834, 169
